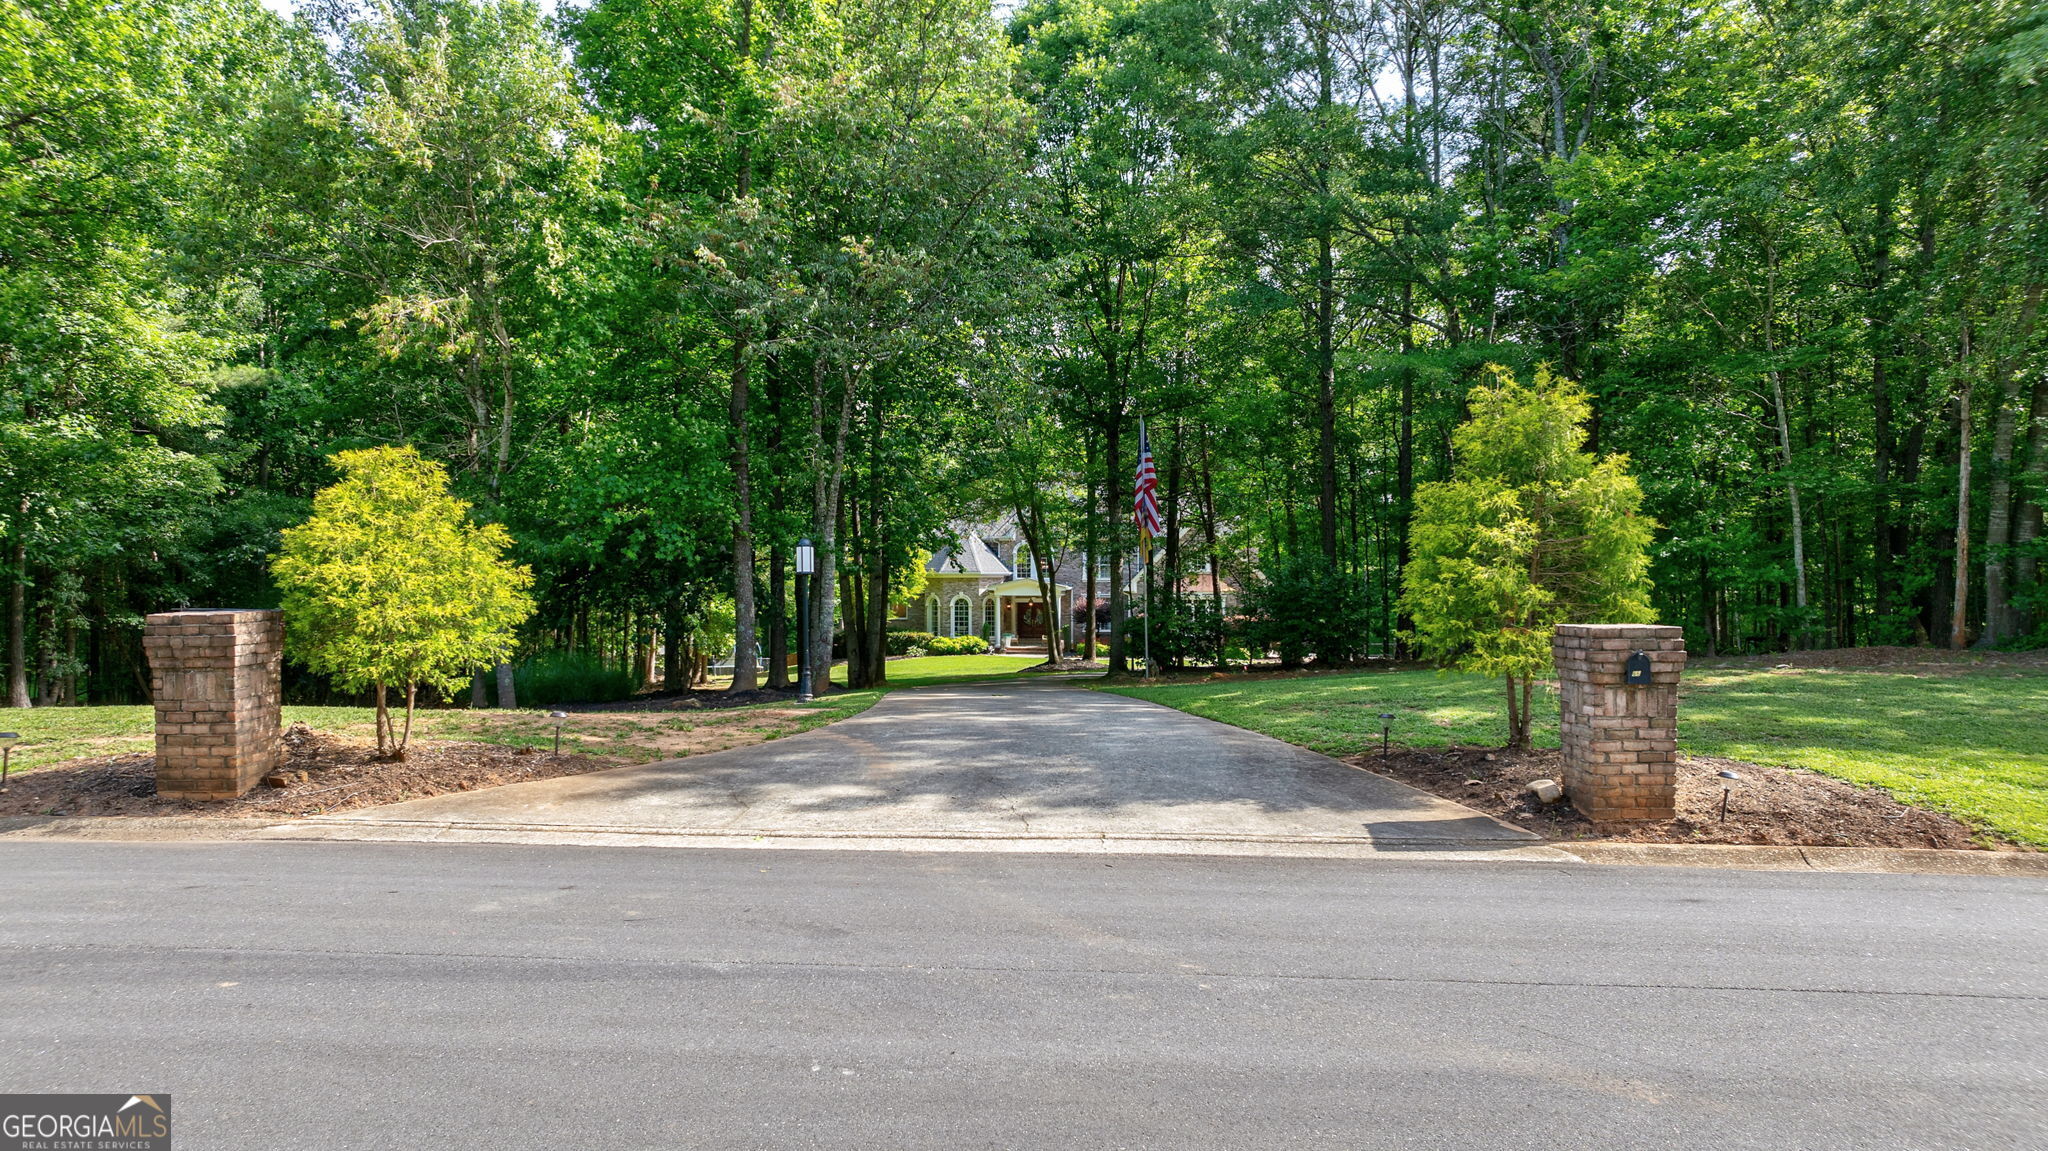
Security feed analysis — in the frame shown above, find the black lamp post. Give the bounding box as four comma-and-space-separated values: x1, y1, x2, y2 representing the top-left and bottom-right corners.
796, 538, 816, 702
0, 731, 17, 788
549, 711, 568, 756
1379, 714, 1394, 757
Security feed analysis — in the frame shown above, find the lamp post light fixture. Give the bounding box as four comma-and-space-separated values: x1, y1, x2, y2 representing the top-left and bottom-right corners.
1716, 769, 1742, 822
795, 537, 816, 703
0, 732, 18, 788
1379, 713, 1394, 758
550, 711, 568, 757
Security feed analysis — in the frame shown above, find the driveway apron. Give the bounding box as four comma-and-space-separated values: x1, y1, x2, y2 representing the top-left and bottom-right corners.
275, 680, 1544, 852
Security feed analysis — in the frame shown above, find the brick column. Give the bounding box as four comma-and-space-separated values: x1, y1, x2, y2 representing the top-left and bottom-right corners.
1551, 623, 1685, 822
142, 610, 284, 801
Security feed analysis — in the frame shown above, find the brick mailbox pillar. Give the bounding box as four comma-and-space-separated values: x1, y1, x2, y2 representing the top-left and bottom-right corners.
142, 609, 284, 801
1551, 623, 1685, 822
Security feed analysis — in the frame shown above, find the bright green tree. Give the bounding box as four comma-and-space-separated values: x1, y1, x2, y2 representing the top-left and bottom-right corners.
1401, 365, 1655, 749
272, 446, 535, 758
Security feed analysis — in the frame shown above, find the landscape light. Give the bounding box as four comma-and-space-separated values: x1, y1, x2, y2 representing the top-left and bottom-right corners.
1717, 769, 1742, 822
1379, 713, 1394, 757
550, 711, 568, 756
0, 731, 17, 787
795, 538, 816, 576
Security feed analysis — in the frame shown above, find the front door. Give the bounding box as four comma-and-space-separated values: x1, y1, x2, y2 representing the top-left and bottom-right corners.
1015, 600, 1045, 640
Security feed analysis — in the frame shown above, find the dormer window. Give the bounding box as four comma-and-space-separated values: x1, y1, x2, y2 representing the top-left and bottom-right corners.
1013, 546, 1033, 580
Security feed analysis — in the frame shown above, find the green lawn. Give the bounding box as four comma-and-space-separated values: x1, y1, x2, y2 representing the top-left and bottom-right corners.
0, 653, 1041, 774
1102, 665, 2048, 847
878, 653, 1047, 687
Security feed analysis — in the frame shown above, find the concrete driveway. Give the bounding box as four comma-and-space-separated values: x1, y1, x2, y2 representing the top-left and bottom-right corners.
272, 680, 1557, 857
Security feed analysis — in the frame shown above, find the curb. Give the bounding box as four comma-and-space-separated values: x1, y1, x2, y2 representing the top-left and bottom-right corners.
5, 815, 2042, 876
258, 817, 1578, 861
1559, 841, 2048, 876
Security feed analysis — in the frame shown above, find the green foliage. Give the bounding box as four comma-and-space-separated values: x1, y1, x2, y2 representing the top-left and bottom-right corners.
14, 0, 2048, 717
1121, 596, 1225, 671
1241, 554, 1374, 667
1402, 366, 1655, 746
271, 446, 535, 752
512, 650, 639, 707
886, 631, 939, 657
926, 635, 991, 656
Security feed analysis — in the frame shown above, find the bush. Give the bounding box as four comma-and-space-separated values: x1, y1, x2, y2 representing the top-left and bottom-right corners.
927, 635, 990, 655
1241, 553, 1374, 667
887, 630, 939, 656
1118, 596, 1225, 670
514, 650, 639, 706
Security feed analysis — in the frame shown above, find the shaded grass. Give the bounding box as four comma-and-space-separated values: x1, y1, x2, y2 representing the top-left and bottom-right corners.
1102, 665, 2048, 847
0, 654, 1040, 772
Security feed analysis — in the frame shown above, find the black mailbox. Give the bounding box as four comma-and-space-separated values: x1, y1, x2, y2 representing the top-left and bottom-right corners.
1624, 650, 1653, 686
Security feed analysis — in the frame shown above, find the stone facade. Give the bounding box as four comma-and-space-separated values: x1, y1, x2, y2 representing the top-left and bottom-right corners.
1552, 623, 1685, 822
141, 609, 284, 801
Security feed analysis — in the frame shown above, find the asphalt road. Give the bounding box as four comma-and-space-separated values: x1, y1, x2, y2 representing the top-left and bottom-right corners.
2, 842, 2043, 1150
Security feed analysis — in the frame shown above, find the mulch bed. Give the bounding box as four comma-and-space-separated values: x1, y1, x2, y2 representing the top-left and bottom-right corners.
1344, 744, 2014, 850
0, 722, 625, 819
558, 686, 802, 712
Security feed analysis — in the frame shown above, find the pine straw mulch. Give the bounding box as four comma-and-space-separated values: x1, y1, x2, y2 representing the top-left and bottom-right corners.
1343, 744, 2023, 850
560, 686, 802, 712
0, 722, 626, 819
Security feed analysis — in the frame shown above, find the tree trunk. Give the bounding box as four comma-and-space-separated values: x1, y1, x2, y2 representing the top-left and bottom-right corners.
1504, 674, 1524, 751
1976, 282, 2042, 646
859, 507, 891, 689
766, 547, 788, 688
1312, 17, 1339, 563
399, 681, 416, 756
1763, 250, 1810, 645
1105, 415, 1129, 675
663, 599, 685, 691
495, 661, 517, 711
1083, 432, 1098, 660
374, 682, 391, 758
2014, 370, 2048, 636
1163, 417, 1183, 599
6, 526, 26, 708
1769, 367, 1810, 643
1201, 427, 1225, 671
1951, 361, 1974, 650
725, 0, 759, 693
1869, 187, 1899, 635
1395, 342, 1416, 658
807, 363, 856, 693
33, 590, 57, 706
728, 341, 759, 692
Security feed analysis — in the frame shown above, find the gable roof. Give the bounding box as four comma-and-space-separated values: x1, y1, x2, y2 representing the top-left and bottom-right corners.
927, 530, 1009, 575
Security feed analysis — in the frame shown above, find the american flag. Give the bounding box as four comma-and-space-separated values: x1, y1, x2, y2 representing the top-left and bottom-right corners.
1133, 419, 1163, 545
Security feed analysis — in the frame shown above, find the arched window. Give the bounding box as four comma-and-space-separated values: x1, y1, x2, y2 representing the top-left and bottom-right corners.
951, 596, 971, 637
